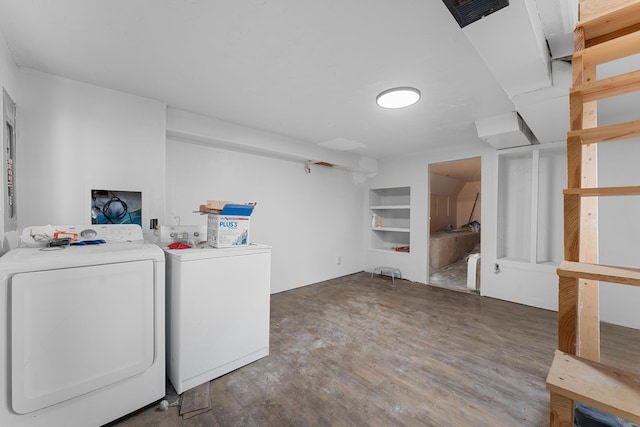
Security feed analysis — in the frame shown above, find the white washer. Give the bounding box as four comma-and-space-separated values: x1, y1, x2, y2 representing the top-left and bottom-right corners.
0, 224, 165, 427
163, 243, 271, 394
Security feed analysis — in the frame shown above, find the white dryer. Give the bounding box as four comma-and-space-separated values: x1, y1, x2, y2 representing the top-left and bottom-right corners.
0, 224, 165, 427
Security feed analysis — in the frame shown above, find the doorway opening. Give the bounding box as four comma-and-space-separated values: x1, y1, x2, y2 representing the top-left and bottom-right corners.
428, 157, 481, 292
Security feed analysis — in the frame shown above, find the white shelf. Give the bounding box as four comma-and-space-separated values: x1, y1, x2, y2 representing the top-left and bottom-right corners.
369, 187, 411, 252
371, 227, 410, 233
369, 187, 410, 206
369, 247, 411, 255
370, 205, 410, 210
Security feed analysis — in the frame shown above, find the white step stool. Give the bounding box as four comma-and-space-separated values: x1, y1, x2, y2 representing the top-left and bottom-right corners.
371, 266, 402, 284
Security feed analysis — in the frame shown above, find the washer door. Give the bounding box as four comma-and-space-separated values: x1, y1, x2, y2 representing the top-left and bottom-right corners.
10, 260, 155, 414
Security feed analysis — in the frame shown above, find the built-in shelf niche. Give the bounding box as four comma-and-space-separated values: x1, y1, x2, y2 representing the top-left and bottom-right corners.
369, 187, 410, 253
497, 145, 565, 264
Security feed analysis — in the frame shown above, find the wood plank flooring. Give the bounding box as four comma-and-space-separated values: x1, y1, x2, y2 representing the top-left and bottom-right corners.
110, 272, 640, 427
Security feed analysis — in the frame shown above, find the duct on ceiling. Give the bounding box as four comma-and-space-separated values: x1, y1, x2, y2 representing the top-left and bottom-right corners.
475, 112, 539, 150
449, 0, 578, 147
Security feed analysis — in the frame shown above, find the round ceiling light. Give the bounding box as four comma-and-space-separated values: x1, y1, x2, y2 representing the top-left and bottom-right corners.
376, 87, 421, 109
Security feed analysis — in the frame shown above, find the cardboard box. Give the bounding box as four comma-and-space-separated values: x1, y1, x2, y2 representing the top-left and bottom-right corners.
200, 201, 256, 247
207, 215, 251, 247
196, 200, 229, 214
195, 200, 256, 215
206, 200, 229, 210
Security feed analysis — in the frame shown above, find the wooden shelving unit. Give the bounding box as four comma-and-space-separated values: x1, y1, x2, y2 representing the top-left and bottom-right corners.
546, 1, 640, 425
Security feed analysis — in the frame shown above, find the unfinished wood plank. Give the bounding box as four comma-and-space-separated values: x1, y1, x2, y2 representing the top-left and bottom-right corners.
578, 76, 600, 361
572, 69, 640, 102
558, 260, 640, 286
563, 194, 580, 262
586, 22, 640, 48
576, 59, 597, 266
579, 0, 639, 20
550, 1, 640, 424
547, 350, 640, 424
577, 278, 600, 361
580, 64, 598, 132
578, 0, 640, 40
569, 92, 584, 133
557, 277, 577, 354
570, 33, 586, 130
564, 137, 581, 263
564, 185, 640, 196
575, 30, 640, 68
549, 392, 574, 427
568, 120, 640, 143
566, 136, 582, 189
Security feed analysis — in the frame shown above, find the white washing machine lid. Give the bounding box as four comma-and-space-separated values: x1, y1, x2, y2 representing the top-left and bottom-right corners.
1, 242, 164, 272
162, 243, 271, 262
20, 224, 144, 247
2, 224, 164, 273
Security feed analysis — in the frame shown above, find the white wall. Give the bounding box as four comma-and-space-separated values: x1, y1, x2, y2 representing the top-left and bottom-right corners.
12, 70, 364, 295
167, 108, 377, 175
366, 140, 495, 286
7, 42, 636, 327
370, 138, 640, 329
165, 138, 365, 294
0, 31, 15, 94
598, 138, 640, 329
0, 29, 18, 250
365, 145, 434, 284
16, 69, 166, 237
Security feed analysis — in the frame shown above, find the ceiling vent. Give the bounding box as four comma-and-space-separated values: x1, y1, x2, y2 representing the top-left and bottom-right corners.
475, 112, 539, 150
442, 0, 509, 28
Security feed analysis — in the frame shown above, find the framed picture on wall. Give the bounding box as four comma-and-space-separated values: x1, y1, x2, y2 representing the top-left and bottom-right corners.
91, 189, 142, 226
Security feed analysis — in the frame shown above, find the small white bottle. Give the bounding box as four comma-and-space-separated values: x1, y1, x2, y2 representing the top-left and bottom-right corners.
371, 214, 377, 227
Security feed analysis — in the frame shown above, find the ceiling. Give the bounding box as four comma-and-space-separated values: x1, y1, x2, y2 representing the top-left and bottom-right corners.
0, 0, 578, 159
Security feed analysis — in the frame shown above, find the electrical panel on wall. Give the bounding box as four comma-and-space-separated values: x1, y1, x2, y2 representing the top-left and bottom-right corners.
3, 88, 17, 233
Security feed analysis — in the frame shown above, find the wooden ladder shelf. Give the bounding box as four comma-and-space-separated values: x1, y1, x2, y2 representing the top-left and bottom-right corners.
546, 0, 640, 425
547, 350, 640, 424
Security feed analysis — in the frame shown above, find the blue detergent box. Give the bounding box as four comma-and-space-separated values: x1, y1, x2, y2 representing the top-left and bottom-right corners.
220, 204, 255, 216
203, 201, 255, 247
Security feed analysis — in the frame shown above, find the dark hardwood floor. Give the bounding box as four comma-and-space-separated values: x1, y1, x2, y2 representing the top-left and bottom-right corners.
112, 272, 640, 426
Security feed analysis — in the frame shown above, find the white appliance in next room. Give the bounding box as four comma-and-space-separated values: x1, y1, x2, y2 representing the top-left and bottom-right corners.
0, 224, 165, 427
163, 242, 271, 394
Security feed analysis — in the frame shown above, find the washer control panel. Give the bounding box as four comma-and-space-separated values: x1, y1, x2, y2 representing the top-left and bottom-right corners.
21, 224, 145, 247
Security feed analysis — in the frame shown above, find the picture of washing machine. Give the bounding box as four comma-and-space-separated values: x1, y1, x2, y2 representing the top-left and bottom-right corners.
0, 224, 165, 427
